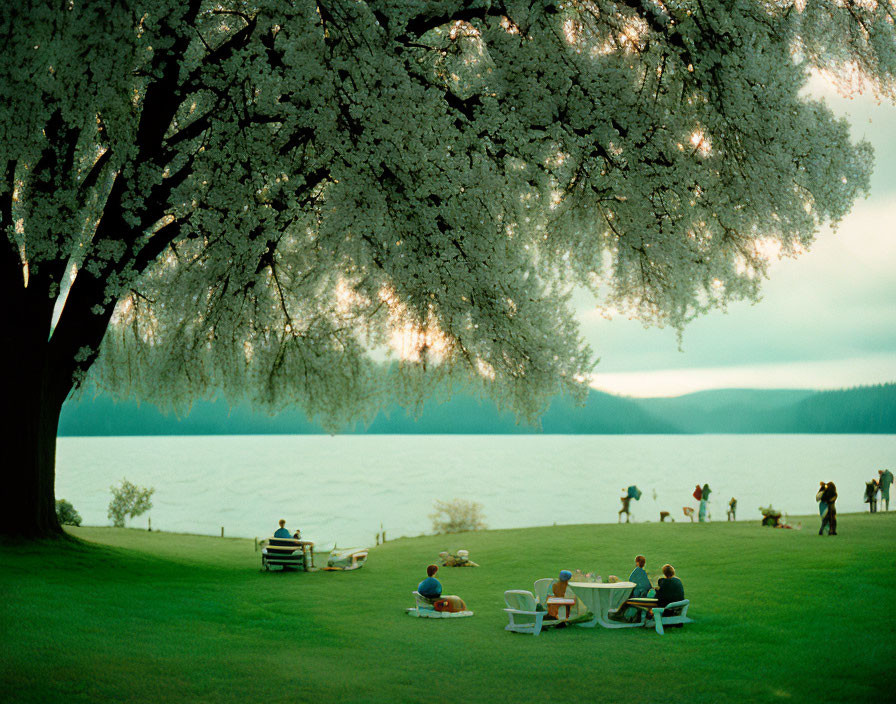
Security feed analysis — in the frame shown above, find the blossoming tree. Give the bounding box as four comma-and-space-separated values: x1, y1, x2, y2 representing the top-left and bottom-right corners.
3, 0, 893, 536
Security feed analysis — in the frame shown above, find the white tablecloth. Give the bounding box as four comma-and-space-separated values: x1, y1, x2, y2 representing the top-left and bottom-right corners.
568, 581, 639, 629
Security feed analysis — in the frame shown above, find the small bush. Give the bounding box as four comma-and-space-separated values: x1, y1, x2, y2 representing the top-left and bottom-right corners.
55, 499, 82, 527
108, 479, 155, 528
430, 498, 487, 534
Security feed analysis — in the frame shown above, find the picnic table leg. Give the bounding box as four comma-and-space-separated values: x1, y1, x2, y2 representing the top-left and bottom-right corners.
576, 614, 599, 628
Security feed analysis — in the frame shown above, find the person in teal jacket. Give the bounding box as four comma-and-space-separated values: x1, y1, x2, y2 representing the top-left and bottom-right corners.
628, 555, 652, 598
620, 555, 654, 622
879, 469, 893, 511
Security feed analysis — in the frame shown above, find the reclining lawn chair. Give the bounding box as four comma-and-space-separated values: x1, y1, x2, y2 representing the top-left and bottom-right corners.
407, 591, 474, 618
325, 548, 368, 571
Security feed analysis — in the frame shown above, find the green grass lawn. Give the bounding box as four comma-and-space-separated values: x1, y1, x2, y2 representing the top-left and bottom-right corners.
2, 513, 894, 703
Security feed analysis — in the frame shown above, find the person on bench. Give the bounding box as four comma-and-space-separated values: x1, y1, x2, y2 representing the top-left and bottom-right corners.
274, 519, 291, 539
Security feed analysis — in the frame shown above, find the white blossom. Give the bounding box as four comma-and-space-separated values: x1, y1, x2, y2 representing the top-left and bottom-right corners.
3, 0, 893, 426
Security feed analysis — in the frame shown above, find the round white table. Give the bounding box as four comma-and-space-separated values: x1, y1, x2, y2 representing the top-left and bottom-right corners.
568, 581, 640, 628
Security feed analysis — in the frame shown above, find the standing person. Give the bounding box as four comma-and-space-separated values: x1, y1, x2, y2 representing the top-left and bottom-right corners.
698, 483, 711, 522
619, 491, 632, 523
727, 497, 737, 521
819, 482, 838, 536
816, 481, 828, 524
864, 480, 878, 513
879, 469, 894, 511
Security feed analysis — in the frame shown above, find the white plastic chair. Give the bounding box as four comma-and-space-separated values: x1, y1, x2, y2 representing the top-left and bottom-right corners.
533, 578, 553, 605
644, 599, 692, 635
504, 590, 546, 636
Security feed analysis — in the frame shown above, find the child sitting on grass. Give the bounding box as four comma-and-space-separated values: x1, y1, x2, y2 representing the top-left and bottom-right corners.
417, 564, 442, 603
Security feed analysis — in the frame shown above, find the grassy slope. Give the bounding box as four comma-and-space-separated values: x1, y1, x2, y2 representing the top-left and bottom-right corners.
1, 514, 894, 704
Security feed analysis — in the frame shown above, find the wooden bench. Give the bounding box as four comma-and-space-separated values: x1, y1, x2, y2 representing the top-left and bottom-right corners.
261, 538, 314, 571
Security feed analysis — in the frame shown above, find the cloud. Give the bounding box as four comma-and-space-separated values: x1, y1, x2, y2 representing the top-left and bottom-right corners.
590, 355, 896, 398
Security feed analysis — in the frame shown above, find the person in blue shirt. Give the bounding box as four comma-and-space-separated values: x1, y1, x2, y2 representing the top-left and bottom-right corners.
273, 519, 292, 539
417, 564, 443, 601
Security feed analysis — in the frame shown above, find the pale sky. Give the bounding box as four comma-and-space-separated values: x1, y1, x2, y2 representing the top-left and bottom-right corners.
584, 76, 896, 397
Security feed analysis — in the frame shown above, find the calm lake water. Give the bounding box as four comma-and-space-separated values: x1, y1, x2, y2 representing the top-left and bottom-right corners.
56, 434, 895, 547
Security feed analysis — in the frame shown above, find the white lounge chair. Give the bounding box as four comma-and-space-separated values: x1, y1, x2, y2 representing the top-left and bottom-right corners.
644, 599, 692, 635
533, 578, 553, 606
410, 590, 436, 614
407, 591, 473, 618
504, 590, 546, 636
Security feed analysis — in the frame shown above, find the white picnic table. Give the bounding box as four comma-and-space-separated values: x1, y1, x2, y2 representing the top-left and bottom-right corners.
568, 581, 641, 629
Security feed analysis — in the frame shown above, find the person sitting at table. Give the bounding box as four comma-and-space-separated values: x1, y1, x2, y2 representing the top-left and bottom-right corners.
653, 563, 685, 617
628, 555, 652, 598
417, 564, 443, 603
273, 519, 291, 539
616, 555, 654, 622
546, 570, 575, 620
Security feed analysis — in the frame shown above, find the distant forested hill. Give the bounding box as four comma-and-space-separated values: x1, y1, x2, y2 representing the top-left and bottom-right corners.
58, 384, 895, 436
58, 388, 677, 436
632, 389, 816, 433
634, 384, 896, 434
786, 384, 896, 433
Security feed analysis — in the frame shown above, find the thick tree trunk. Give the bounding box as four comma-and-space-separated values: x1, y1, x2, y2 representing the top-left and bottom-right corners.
1, 380, 65, 538
0, 318, 69, 538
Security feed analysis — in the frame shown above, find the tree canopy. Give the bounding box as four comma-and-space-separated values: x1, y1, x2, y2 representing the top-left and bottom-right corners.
2, 0, 895, 534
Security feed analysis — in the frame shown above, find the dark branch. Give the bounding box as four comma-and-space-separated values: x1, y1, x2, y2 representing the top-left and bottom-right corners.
396, 2, 508, 42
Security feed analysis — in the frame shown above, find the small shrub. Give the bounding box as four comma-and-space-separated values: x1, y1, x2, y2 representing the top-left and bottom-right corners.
430, 498, 487, 534
55, 499, 82, 527
108, 479, 155, 528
